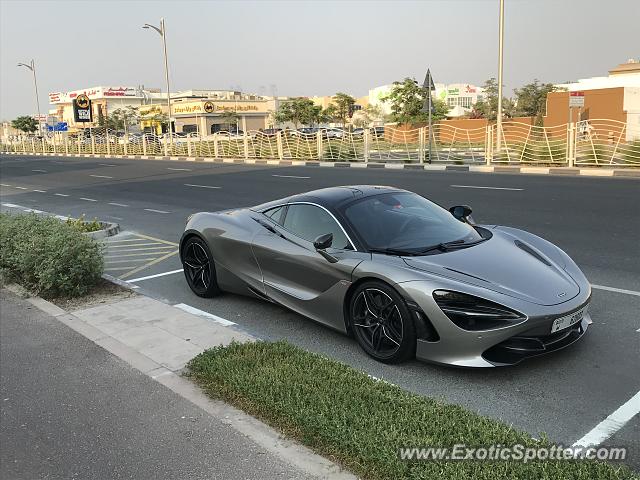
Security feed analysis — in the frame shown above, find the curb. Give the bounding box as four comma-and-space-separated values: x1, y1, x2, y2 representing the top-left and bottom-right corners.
2, 151, 639, 178
3, 284, 355, 480
83, 221, 120, 240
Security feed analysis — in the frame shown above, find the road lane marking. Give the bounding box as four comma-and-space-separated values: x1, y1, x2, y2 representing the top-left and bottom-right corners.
0, 184, 11, 187
184, 184, 220, 189
573, 391, 640, 447
108, 246, 174, 253
99, 163, 117, 167
1, 203, 22, 208
105, 251, 175, 258
89, 174, 113, 179
54, 193, 69, 197
32, 169, 47, 173
105, 266, 140, 271
14, 186, 27, 190
173, 303, 236, 326
128, 269, 184, 283
22, 208, 44, 214
32, 189, 46, 193
272, 174, 311, 179
168, 167, 192, 171
591, 284, 640, 297
108, 202, 129, 207
144, 208, 170, 214
79, 197, 97, 202
450, 184, 523, 191
108, 242, 164, 248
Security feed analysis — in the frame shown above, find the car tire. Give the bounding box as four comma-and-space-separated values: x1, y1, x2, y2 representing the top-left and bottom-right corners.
181, 236, 222, 298
349, 280, 416, 364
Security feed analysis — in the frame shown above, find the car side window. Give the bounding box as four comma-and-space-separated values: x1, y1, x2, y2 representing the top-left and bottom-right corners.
263, 206, 286, 225
283, 204, 350, 250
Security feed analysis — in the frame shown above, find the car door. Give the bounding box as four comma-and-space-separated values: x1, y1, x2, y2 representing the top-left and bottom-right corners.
251, 203, 367, 331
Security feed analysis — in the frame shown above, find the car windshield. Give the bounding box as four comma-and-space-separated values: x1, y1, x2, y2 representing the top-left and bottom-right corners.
341, 192, 483, 252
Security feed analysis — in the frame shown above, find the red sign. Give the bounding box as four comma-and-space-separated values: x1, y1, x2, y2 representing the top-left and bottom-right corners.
570, 91, 585, 97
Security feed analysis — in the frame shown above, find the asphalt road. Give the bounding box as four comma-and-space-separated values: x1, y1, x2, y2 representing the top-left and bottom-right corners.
0, 289, 314, 480
1, 154, 639, 469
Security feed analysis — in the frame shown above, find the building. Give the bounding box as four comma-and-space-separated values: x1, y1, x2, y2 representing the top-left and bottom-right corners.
547, 60, 640, 138
368, 82, 484, 119
48, 86, 168, 131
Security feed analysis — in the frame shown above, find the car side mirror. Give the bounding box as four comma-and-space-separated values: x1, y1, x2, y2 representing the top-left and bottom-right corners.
313, 233, 333, 250
449, 205, 473, 223
313, 233, 338, 263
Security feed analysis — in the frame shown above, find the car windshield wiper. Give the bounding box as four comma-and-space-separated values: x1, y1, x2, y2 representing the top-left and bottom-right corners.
418, 238, 487, 254
368, 247, 422, 257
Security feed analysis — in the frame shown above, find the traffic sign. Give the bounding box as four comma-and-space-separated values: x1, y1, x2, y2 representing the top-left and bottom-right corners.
569, 91, 585, 108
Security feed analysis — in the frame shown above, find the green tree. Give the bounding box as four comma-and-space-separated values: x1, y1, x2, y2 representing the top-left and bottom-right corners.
332, 92, 356, 128
471, 77, 515, 121
219, 110, 240, 132
104, 106, 140, 132
275, 98, 322, 129
383, 78, 449, 125
11, 116, 38, 134
513, 79, 556, 124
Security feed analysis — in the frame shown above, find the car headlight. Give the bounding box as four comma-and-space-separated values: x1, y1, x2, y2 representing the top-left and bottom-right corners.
433, 290, 525, 331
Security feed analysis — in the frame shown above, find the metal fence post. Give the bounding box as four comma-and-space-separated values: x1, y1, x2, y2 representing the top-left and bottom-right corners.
187, 135, 192, 157
276, 131, 284, 160
213, 133, 219, 158
316, 130, 323, 160
52, 134, 57, 154
163, 135, 169, 156
243, 131, 249, 159
142, 134, 147, 155
123, 134, 128, 156
485, 125, 492, 165
64, 136, 68, 155
363, 128, 370, 163
30, 137, 35, 152
41, 137, 46, 153
91, 133, 96, 155
418, 127, 425, 164
567, 122, 574, 168
106, 131, 111, 155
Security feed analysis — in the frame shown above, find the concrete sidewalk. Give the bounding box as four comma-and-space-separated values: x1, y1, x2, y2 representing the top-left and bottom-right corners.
0, 288, 354, 480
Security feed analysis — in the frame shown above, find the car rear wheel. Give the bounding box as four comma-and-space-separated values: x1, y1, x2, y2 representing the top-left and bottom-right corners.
181, 236, 221, 298
349, 281, 416, 363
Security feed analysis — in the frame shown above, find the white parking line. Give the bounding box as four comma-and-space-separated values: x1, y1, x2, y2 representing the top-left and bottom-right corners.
79, 197, 97, 202
54, 193, 69, 197
573, 391, 640, 447
128, 269, 184, 283
184, 183, 221, 189
168, 167, 192, 171
32, 189, 46, 193
108, 202, 129, 207
144, 208, 170, 214
272, 174, 311, 179
450, 185, 524, 191
173, 303, 236, 326
32, 169, 47, 173
89, 174, 113, 179
591, 284, 640, 297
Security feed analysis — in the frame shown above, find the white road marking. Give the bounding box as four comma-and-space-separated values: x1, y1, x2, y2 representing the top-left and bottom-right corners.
184, 183, 220, 189
168, 167, 192, 171
99, 163, 117, 167
108, 246, 172, 253
128, 269, 184, 283
89, 174, 113, 179
591, 284, 640, 297
144, 208, 170, 214
79, 197, 97, 202
14, 186, 27, 190
108, 202, 129, 207
573, 391, 640, 447
173, 303, 236, 326
272, 174, 311, 179
1, 203, 22, 208
450, 184, 524, 191
32, 169, 47, 173
0, 184, 11, 187
32, 189, 46, 193
22, 208, 44, 214
108, 242, 163, 248
54, 193, 69, 197
105, 251, 175, 258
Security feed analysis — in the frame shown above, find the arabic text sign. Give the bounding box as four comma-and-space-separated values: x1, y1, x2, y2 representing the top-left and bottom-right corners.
569, 91, 585, 108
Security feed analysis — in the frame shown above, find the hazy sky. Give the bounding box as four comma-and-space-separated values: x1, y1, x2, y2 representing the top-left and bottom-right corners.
1, 0, 638, 119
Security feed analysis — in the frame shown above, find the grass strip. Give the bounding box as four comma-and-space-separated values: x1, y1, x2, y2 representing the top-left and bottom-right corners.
188, 341, 635, 480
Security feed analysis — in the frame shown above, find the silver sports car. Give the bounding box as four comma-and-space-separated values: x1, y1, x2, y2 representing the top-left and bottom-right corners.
180, 185, 591, 367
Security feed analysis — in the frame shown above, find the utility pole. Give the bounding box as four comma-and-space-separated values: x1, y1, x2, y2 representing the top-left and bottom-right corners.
17, 59, 42, 136
422, 69, 436, 164
143, 18, 173, 143
496, 0, 505, 151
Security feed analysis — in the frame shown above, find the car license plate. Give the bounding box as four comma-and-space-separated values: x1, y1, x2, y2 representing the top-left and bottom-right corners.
551, 307, 586, 333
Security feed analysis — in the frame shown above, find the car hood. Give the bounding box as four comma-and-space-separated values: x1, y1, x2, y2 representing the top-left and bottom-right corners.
402, 230, 580, 306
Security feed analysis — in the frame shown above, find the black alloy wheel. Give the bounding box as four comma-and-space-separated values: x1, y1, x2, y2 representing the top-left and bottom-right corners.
181, 237, 221, 298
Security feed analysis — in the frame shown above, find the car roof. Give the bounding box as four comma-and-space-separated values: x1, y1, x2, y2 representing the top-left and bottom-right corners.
251, 185, 406, 211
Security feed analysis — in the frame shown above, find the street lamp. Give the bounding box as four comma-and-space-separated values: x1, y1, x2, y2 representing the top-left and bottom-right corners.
17, 59, 42, 136
496, 0, 505, 151
143, 18, 173, 139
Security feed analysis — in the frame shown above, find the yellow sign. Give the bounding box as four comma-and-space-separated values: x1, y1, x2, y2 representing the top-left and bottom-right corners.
203, 101, 214, 113
171, 100, 264, 116
76, 94, 90, 109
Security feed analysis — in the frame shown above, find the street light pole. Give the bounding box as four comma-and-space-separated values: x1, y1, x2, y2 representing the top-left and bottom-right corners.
496, 0, 505, 151
143, 18, 173, 142
17, 59, 42, 136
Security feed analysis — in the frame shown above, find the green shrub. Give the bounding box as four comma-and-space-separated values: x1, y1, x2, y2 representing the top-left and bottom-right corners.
65, 214, 103, 233
0, 213, 104, 298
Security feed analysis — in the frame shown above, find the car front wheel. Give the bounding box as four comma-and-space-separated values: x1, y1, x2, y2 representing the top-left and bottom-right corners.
181, 236, 221, 298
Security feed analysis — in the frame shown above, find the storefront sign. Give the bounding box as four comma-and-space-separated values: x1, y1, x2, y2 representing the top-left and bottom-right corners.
73, 94, 92, 122
172, 100, 263, 115
569, 91, 585, 108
